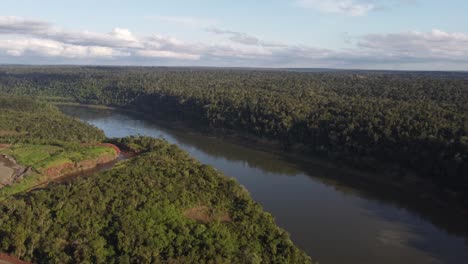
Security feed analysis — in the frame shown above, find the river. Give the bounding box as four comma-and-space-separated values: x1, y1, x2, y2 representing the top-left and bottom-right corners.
59, 105, 468, 264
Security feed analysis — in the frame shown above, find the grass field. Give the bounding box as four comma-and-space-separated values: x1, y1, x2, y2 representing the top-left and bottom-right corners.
1, 144, 116, 169
0, 144, 118, 199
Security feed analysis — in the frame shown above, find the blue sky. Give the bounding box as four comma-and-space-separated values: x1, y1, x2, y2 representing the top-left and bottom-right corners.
1, 0, 467, 70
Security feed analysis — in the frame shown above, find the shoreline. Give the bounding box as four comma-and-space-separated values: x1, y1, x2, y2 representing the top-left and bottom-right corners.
57, 103, 468, 217
51, 101, 122, 110
24, 153, 126, 191
0, 143, 123, 200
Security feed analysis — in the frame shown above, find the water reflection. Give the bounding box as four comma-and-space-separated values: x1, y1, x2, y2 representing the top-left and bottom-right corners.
69, 107, 301, 175
60, 105, 468, 264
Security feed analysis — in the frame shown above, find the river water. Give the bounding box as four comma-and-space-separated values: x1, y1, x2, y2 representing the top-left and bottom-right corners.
60, 105, 468, 264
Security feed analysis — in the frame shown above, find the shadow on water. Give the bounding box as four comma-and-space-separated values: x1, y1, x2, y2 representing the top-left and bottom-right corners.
65, 106, 302, 176
59, 105, 468, 264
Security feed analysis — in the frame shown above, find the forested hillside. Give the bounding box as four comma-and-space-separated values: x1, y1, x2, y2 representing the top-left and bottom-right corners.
0, 97, 105, 144
0, 97, 117, 198
0, 136, 311, 264
0, 66, 466, 192
0, 98, 311, 263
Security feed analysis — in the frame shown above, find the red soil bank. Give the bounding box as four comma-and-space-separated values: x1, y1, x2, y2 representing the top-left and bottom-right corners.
0, 253, 30, 264
43, 144, 121, 178
0, 144, 10, 150
97, 143, 121, 154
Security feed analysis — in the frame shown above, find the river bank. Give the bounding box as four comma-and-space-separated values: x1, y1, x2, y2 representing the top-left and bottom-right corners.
0, 253, 29, 264
56, 102, 468, 216
59, 104, 468, 264
0, 136, 313, 263
0, 143, 121, 199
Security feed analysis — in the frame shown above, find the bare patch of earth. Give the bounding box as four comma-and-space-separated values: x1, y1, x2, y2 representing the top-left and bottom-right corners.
183, 206, 231, 223
0, 253, 30, 264
0, 131, 20, 137
0, 155, 29, 187
42, 144, 121, 179
0, 144, 10, 150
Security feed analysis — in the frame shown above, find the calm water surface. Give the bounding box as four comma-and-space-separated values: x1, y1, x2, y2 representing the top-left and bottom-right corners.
60, 105, 468, 264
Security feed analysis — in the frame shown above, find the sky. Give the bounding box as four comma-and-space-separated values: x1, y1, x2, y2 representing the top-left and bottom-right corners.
1, 0, 467, 70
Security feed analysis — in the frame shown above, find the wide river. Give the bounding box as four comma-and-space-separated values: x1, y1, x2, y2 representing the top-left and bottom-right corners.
60, 105, 468, 264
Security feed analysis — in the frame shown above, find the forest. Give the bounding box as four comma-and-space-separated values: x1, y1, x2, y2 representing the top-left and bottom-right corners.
0, 136, 311, 263
0, 98, 311, 263
0, 97, 117, 198
0, 96, 105, 144
0, 66, 466, 194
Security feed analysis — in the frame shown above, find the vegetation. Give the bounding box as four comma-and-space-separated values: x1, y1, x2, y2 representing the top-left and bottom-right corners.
1, 144, 116, 170
0, 97, 116, 198
0, 66, 466, 193
0, 97, 311, 263
0, 136, 311, 263
0, 96, 105, 144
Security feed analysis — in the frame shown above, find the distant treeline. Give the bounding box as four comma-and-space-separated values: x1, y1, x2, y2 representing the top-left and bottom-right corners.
0, 66, 467, 191
0, 96, 105, 144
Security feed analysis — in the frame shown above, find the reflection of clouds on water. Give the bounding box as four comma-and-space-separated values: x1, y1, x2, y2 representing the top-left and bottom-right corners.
359, 199, 468, 264
374, 223, 441, 263
63, 105, 301, 175
377, 226, 421, 247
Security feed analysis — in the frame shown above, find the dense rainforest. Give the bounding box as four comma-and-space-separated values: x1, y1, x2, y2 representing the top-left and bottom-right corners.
0, 96, 105, 144
0, 136, 311, 264
0, 66, 466, 193
0, 98, 311, 263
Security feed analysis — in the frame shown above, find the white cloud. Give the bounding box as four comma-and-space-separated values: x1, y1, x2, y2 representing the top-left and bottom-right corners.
295, 0, 419, 16
0, 16, 49, 34
358, 29, 468, 59
0, 37, 128, 58
297, 0, 375, 16
1, 16, 142, 48
207, 28, 261, 45
135, 50, 200, 60
206, 27, 287, 47
0, 16, 467, 70
110, 28, 139, 43
45, 27, 143, 49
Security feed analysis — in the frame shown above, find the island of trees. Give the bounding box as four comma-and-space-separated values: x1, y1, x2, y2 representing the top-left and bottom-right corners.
0, 97, 311, 263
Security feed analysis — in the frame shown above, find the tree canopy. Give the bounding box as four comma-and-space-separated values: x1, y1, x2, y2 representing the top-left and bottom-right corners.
0, 66, 466, 192
0, 136, 311, 263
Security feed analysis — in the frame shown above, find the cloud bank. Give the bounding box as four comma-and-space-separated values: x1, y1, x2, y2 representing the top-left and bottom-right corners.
0, 16, 467, 70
